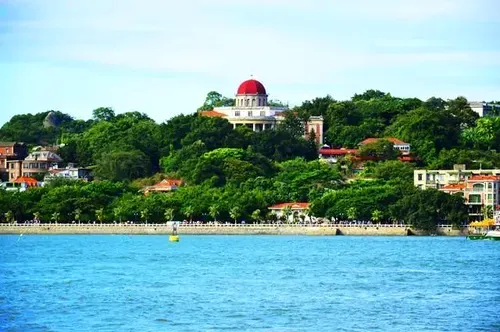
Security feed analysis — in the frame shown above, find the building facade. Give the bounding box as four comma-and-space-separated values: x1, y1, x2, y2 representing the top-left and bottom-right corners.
414, 165, 500, 221
200, 79, 324, 144
0, 142, 28, 181
44, 163, 92, 182
469, 102, 500, 117
268, 202, 311, 223
7, 150, 63, 180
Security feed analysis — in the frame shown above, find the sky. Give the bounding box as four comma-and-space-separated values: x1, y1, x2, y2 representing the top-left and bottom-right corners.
1, 0, 499, 126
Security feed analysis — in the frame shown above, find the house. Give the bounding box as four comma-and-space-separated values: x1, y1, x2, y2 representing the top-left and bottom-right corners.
7, 150, 63, 181
200, 78, 324, 144
0, 142, 28, 181
318, 145, 358, 164
44, 163, 92, 182
414, 164, 500, 190
0, 176, 41, 192
268, 202, 311, 223
359, 137, 411, 155
141, 178, 183, 195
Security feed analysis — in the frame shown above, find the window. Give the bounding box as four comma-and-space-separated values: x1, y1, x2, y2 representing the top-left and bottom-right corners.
235, 111, 240, 116
248, 111, 253, 117
418, 174, 423, 181
260, 111, 265, 116
472, 183, 484, 191
469, 194, 481, 203
245, 99, 249, 106
252, 99, 255, 106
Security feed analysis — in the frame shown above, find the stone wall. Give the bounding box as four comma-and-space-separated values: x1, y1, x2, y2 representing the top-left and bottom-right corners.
0, 224, 468, 236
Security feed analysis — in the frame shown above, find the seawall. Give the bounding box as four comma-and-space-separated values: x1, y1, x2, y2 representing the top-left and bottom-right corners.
0, 224, 469, 236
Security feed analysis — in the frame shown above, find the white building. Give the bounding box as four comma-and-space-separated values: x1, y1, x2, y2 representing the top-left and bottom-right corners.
414, 165, 500, 190
268, 202, 311, 222
200, 79, 324, 144
469, 102, 500, 117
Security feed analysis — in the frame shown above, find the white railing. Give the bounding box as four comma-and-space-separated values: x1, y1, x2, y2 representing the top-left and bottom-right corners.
1, 223, 457, 228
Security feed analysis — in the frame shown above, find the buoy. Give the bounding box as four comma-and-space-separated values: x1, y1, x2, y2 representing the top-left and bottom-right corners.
169, 235, 179, 242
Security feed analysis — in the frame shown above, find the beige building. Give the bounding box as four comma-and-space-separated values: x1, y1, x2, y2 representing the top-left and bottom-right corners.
200, 79, 324, 144
8, 150, 63, 180
413, 165, 500, 190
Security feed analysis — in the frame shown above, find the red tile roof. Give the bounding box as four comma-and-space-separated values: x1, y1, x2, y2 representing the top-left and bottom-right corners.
12, 176, 38, 186
360, 137, 407, 145
200, 110, 227, 117
441, 183, 465, 190
319, 148, 358, 156
269, 202, 309, 210
153, 179, 183, 187
468, 175, 500, 181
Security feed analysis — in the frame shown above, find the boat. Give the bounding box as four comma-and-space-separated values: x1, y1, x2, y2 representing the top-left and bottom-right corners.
467, 219, 500, 240
169, 235, 180, 242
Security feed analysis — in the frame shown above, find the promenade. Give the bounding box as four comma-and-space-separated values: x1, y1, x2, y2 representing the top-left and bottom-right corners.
0, 223, 468, 236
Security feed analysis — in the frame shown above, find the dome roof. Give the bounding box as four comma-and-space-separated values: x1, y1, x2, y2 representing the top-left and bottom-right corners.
237, 79, 266, 95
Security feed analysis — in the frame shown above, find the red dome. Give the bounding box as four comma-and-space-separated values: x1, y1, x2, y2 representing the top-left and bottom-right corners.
237, 79, 267, 95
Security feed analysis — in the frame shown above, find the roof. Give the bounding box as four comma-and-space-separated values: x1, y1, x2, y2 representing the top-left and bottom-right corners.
441, 183, 465, 190
359, 137, 408, 145
237, 79, 267, 95
25, 151, 63, 162
468, 175, 500, 181
200, 110, 227, 117
319, 148, 358, 156
153, 179, 183, 187
12, 176, 38, 186
269, 202, 309, 210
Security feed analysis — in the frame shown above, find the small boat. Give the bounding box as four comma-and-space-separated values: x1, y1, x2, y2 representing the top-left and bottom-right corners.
467, 219, 500, 240
169, 235, 179, 242
485, 230, 500, 241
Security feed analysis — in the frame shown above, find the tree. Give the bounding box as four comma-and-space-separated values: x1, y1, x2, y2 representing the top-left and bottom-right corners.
74, 208, 82, 224
197, 91, 234, 111
482, 205, 493, 220
278, 111, 305, 139
209, 205, 220, 222
183, 206, 194, 222
371, 209, 383, 223
140, 208, 150, 224
347, 207, 357, 220
229, 206, 241, 223
5, 210, 15, 224
358, 139, 400, 160
113, 207, 124, 223
164, 208, 174, 223
51, 212, 60, 225
251, 209, 261, 223
95, 208, 105, 224
92, 107, 115, 122
282, 206, 292, 223
33, 211, 41, 223
95, 149, 152, 181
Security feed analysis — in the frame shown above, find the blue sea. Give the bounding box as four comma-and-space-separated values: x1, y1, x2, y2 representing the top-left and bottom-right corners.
1, 235, 499, 331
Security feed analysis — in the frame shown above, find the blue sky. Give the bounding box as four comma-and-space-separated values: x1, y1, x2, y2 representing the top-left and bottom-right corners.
1, 0, 499, 126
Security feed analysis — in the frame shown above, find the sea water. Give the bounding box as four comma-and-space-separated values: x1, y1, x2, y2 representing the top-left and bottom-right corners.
0, 235, 499, 331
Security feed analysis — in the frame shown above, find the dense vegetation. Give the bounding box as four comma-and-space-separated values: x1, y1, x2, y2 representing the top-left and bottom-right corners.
2, 90, 495, 230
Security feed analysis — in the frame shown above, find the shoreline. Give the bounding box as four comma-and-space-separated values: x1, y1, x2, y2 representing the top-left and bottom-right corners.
0, 224, 469, 236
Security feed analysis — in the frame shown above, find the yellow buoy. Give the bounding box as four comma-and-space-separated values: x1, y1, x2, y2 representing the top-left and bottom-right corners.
169, 235, 179, 242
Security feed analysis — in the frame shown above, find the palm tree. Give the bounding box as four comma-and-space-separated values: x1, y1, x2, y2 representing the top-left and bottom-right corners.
113, 207, 123, 223
371, 209, 383, 223
482, 205, 493, 220
33, 211, 41, 223
251, 209, 261, 223
304, 207, 313, 223
164, 208, 174, 223
209, 205, 220, 222
229, 206, 241, 223
95, 208, 105, 224
74, 209, 82, 225
51, 212, 60, 225
347, 207, 357, 221
140, 208, 150, 224
282, 206, 292, 224
183, 206, 194, 222
5, 210, 14, 224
